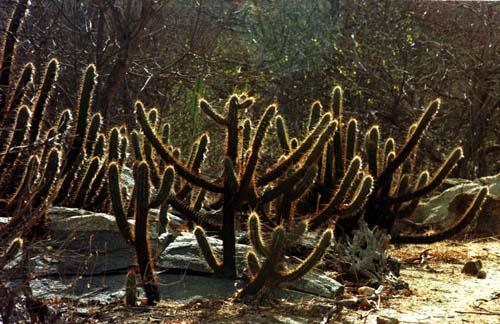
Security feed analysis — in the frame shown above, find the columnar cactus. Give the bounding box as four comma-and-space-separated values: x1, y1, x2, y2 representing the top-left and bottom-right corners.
108, 160, 172, 305
302, 87, 488, 243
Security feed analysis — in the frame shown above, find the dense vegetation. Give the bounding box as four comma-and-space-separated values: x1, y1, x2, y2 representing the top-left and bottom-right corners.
0, 0, 497, 321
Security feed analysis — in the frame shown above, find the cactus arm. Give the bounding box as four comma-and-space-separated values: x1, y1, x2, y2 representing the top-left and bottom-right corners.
226, 95, 240, 162
136, 101, 223, 193
237, 105, 276, 203
382, 137, 395, 169
166, 195, 220, 230
0, 0, 29, 116
224, 157, 239, 196
7, 155, 39, 211
308, 101, 322, 132
310, 175, 373, 229
309, 157, 362, 229
246, 251, 261, 277
345, 118, 358, 164
331, 86, 344, 182
83, 162, 107, 209
365, 126, 380, 178
149, 166, 175, 208
0, 105, 30, 174
199, 99, 227, 125
257, 113, 332, 187
388, 147, 463, 204
247, 213, 270, 257
237, 226, 285, 298
63, 65, 97, 175
3, 63, 33, 124
85, 113, 102, 156
56, 109, 73, 135
71, 157, 100, 207
29, 59, 59, 144
108, 162, 134, 245
303, 121, 338, 166
241, 118, 252, 159
258, 165, 316, 206
192, 189, 206, 212
0, 237, 23, 269
193, 226, 223, 272
158, 200, 169, 235
134, 161, 160, 305
30, 149, 60, 211
336, 175, 374, 217
395, 171, 429, 218
190, 133, 209, 173
289, 166, 318, 202
280, 228, 332, 282
378, 99, 440, 187
392, 187, 488, 244
276, 115, 291, 154
130, 130, 144, 161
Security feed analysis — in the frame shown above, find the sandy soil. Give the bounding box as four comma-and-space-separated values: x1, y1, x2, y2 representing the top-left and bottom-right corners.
48, 237, 500, 323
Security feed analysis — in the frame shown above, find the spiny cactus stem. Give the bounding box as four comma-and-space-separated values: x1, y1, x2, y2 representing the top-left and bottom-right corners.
108, 162, 134, 246
199, 99, 227, 125
276, 115, 291, 154
0, 0, 29, 115
29, 58, 59, 144
309, 157, 362, 230
257, 112, 332, 187
378, 99, 440, 187
310, 174, 373, 229
134, 161, 160, 305
308, 101, 322, 132
226, 95, 240, 162
345, 118, 358, 163
4, 62, 33, 117
388, 147, 463, 203
0, 105, 30, 173
258, 164, 315, 206
135, 101, 223, 193
246, 251, 261, 277
280, 228, 332, 282
236, 105, 276, 205
238, 226, 285, 298
248, 213, 270, 257
149, 166, 175, 208
194, 226, 223, 273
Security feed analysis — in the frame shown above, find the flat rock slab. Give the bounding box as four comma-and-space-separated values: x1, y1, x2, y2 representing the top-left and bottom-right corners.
30, 273, 239, 305
402, 173, 500, 236
158, 232, 344, 299
16, 208, 343, 300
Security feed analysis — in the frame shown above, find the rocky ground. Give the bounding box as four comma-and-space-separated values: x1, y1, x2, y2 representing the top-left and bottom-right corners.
2, 174, 498, 323
25, 237, 499, 323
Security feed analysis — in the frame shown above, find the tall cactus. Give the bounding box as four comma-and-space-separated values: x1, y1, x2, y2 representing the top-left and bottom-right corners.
305, 87, 488, 244
108, 160, 172, 305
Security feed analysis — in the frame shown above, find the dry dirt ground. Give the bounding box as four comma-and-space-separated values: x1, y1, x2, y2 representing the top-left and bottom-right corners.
49, 237, 500, 323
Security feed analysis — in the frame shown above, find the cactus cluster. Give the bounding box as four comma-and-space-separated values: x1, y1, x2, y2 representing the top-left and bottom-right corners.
240, 213, 332, 298
287, 87, 489, 243
0, 1, 126, 245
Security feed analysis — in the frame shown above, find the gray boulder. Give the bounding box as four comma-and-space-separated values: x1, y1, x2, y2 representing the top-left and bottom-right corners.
406, 173, 499, 236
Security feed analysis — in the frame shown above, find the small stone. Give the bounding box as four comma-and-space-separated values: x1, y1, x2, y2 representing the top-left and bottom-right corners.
462, 260, 482, 276
377, 315, 399, 324
358, 286, 376, 296
477, 270, 487, 279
